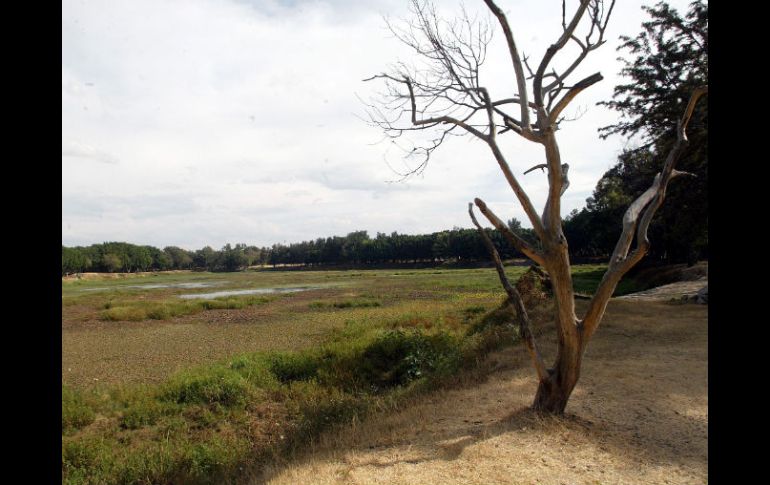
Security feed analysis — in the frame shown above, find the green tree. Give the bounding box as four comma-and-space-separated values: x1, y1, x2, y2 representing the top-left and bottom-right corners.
62, 247, 88, 275
595, 0, 707, 264
194, 246, 217, 270
102, 253, 122, 273
164, 246, 194, 269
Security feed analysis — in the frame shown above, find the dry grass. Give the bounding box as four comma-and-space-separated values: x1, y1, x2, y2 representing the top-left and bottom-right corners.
257, 299, 707, 485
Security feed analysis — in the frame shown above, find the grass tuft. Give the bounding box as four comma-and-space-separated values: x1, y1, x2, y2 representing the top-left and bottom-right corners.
162, 367, 251, 407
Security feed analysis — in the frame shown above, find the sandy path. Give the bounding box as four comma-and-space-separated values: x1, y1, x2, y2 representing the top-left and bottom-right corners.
258, 299, 707, 485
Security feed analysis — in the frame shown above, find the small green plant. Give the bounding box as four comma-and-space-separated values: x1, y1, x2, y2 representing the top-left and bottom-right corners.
161, 367, 250, 407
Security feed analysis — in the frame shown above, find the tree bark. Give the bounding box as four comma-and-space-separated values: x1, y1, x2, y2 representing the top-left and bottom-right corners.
532, 354, 581, 414
532, 240, 582, 414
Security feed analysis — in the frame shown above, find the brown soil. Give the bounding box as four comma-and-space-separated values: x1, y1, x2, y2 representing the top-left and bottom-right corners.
258, 299, 707, 485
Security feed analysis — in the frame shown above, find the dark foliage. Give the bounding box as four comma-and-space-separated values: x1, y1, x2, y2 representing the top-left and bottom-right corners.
61, 219, 536, 275
565, 1, 707, 264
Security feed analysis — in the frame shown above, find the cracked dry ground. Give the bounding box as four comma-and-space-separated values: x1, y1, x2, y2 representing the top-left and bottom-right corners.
258, 299, 707, 485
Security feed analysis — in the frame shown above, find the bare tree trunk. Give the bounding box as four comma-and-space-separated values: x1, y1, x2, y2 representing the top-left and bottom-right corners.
532, 242, 582, 414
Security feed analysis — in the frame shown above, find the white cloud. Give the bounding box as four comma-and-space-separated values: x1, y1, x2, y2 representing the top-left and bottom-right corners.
62, 0, 695, 249
61, 140, 119, 164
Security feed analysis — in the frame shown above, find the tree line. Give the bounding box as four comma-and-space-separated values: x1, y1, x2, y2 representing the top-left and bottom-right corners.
61, 222, 538, 275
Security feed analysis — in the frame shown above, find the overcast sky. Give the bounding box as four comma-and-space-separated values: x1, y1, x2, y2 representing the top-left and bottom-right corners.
62, 0, 693, 250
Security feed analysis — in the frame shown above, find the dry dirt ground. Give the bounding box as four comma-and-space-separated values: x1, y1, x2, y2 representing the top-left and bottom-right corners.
258, 296, 707, 485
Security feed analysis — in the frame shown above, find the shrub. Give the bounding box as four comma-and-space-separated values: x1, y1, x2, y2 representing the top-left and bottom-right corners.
467, 302, 515, 335
358, 329, 461, 392
145, 305, 172, 320
162, 367, 249, 407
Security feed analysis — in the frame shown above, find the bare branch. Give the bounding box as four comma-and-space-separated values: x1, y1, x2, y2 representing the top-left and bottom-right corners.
679, 86, 708, 140
483, 0, 532, 130
581, 86, 708, 340
534, 0, 616, 127
363, 2, 515, 179
504, 118, 544, 143
523, 163, 547, 175
549, 72, 603, 123
469, 203, 548, 382
533, 0, 592, 115
403, 77, 489, 140
473, 197, 545, 266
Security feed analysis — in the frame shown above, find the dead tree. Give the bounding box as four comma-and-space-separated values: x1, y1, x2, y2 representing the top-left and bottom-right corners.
364, 0, 707, 414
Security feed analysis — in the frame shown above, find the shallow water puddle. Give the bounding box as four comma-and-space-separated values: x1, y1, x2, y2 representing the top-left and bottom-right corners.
125, 282, 220, 290
178, 287, 317, 299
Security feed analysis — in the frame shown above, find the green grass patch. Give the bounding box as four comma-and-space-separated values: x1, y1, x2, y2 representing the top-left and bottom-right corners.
309, 299, 381, 309
98, 295, 272, 322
